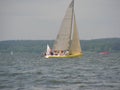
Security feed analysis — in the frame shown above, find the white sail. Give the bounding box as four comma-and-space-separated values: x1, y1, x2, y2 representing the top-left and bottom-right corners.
46, 44, 51, 55
53, 0, 74, 51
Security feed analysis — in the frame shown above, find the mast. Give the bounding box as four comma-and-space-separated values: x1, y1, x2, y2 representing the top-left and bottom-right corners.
69, 0, 74, 49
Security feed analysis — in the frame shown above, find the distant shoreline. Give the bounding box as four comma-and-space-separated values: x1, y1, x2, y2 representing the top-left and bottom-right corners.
0, 37, 120, 42
0, 38, 120, 53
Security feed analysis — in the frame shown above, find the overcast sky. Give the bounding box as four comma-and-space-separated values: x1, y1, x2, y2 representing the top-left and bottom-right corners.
0, 0, 120, 41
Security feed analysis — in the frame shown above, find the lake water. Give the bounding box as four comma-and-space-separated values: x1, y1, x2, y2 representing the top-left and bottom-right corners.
0, 52, 120, 90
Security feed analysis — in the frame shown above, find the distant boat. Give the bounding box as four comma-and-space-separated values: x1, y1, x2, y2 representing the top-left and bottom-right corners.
99, 52, 110, 55
45, 0, 83, 58
10, 51, 13, 55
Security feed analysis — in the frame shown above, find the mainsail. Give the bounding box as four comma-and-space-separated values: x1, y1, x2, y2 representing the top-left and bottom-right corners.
53, 0, 74, 51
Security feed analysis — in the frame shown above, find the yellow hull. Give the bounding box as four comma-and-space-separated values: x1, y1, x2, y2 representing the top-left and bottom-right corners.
45, 53, 83, 58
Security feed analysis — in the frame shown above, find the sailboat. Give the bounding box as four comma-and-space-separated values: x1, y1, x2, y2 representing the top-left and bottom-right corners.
45, 0, 83, 58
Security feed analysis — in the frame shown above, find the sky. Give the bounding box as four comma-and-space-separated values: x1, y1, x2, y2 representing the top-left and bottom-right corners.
0, 0, 120, 41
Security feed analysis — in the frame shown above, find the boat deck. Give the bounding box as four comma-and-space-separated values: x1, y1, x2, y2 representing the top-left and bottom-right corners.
45, 53, 83, 58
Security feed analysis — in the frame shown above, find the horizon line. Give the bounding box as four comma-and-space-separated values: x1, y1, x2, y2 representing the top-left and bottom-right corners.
0, 37, 120, 42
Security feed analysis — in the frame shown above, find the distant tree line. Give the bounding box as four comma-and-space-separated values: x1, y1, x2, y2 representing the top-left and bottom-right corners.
80, 38, 120, 52
0, 38, 120, 53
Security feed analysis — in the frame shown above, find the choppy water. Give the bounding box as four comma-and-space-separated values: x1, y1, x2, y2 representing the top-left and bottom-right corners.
0, 52, 120, 90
